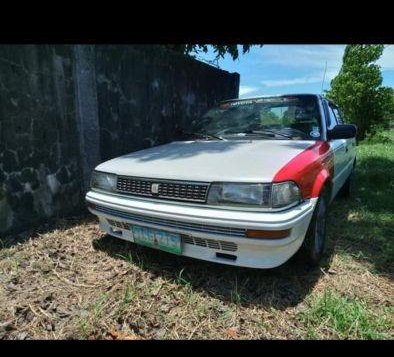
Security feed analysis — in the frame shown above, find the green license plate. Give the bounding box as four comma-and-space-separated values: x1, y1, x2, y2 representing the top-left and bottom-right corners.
132, 225, 182, 255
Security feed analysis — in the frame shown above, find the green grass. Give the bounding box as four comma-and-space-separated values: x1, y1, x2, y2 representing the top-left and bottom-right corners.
230, 275, 250, 306
76, 293, 110, 338
310, 130, 394, 339
327, 129, 394, 271
76, 317, 93, 339
117, 283, 137, 318
299, 290, 392, 339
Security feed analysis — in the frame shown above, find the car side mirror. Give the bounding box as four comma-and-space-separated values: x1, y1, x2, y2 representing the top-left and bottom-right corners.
327, 124, 357, 140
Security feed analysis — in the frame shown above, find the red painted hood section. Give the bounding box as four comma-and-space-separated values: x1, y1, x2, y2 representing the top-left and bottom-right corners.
273, 141, 333, 199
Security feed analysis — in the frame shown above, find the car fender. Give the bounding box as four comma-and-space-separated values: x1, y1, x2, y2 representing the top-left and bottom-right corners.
273, 141, 334, 200
310, 168, 332, 199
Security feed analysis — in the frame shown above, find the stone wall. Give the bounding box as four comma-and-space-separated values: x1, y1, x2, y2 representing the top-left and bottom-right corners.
0, 45, 83, 235
95, 45, 239, 161
0, 45, 239, 236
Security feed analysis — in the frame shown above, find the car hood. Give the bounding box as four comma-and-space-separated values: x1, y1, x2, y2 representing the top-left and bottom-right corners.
95, 139, 315, 182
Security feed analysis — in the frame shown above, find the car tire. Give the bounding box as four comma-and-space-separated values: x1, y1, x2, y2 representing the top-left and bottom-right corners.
298, 188, 330, 266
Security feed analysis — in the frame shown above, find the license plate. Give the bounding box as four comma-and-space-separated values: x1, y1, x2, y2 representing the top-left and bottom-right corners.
131, 225, 182, 255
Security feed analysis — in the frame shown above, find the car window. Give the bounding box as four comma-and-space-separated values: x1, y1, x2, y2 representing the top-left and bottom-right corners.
191, 95, 323, 140
331, 106, 344, 124
326, 102, 338, 130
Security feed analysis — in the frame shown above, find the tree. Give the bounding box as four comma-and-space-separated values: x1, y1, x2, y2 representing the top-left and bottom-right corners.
384, 88, 394, 128
326, 45, 393, 140
163, 44, 258, 61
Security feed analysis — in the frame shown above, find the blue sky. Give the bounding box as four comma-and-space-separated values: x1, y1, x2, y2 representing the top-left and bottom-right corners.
196, 45, 394, 98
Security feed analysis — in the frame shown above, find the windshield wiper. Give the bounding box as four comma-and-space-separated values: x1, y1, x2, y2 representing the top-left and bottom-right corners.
178, 130, 225, 141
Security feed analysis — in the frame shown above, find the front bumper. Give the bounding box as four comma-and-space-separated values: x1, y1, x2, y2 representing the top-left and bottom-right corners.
86, 191, 318, 269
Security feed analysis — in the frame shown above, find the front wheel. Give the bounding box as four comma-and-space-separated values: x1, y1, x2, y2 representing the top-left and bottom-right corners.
298, 189, 329, 266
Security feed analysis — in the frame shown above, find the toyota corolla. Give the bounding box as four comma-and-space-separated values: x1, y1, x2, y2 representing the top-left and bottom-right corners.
86, 94, 357, 268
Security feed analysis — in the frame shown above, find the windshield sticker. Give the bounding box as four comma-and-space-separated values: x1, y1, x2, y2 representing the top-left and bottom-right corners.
229, 100, 255, 106
310, 130, 320, 138
228, 97, 299, 106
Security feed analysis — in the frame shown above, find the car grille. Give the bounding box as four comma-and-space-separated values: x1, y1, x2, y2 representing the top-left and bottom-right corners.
106, 218, 238, 252
95, 205, 246, 238
181, 236, 237, 252
116, 176, 209, 203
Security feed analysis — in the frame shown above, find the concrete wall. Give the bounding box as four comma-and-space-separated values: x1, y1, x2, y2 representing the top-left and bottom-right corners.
0, 45, 239, 236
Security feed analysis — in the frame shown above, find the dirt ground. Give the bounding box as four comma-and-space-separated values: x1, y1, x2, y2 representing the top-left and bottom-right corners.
0, 213, 392, 340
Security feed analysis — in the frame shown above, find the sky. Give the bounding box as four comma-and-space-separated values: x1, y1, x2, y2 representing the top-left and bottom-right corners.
196, 45, 394, 98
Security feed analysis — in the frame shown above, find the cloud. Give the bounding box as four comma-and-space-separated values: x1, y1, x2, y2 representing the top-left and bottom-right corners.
239, 85, 259, 96
260, 45, 345, 70
378, 45, 394, 71
261, 76, 322, 87
261, 44, 394, 73
250, 45, 343, 89
261, 70, 339, 88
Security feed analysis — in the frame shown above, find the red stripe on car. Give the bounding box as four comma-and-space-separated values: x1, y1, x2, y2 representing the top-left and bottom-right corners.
273, 141, 334, 199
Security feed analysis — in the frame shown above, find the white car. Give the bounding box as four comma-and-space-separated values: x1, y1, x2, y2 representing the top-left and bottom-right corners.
86, 94, 357, 269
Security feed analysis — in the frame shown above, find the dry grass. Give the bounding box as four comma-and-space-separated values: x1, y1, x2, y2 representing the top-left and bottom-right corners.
0, 215, 392, 340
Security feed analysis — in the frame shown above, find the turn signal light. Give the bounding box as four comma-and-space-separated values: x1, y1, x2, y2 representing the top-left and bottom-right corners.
245, 229, 290, 239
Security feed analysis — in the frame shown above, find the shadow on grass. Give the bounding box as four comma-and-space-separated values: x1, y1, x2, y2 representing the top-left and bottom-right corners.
92, 232, 332, 310
326, 155, 393, 277
92, 155, 393, 307
0, 212, 92, 250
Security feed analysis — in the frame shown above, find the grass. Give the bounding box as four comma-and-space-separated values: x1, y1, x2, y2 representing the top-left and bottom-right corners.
299, 290, 392, 339
327, 130, 394, 270
0, 130, 393, 340
76, 293, 110, 338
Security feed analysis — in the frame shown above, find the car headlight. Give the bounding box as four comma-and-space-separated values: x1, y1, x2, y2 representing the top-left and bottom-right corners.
271, 181, 301, 208
207, 183, 272, 207
206, 181, 301, 209
91, 171, 117, 192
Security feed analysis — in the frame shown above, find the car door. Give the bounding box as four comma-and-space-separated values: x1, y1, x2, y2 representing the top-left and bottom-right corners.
324, 100, 348, 197
331, 105, 356, 171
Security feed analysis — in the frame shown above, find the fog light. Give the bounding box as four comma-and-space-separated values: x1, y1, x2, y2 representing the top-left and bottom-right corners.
245, 229, 290, 239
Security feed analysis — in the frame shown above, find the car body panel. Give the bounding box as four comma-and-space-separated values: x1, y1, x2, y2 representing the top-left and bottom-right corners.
87, 93, 357, 269
86, 190, 318, 268
95, 139, 315, 183
273, 141, 333, 199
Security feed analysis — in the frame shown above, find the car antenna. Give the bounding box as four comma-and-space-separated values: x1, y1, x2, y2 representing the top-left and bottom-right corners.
321, 60, 327, 94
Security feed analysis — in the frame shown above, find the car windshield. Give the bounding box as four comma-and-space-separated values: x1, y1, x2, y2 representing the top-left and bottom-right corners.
190, 95, 323, 140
